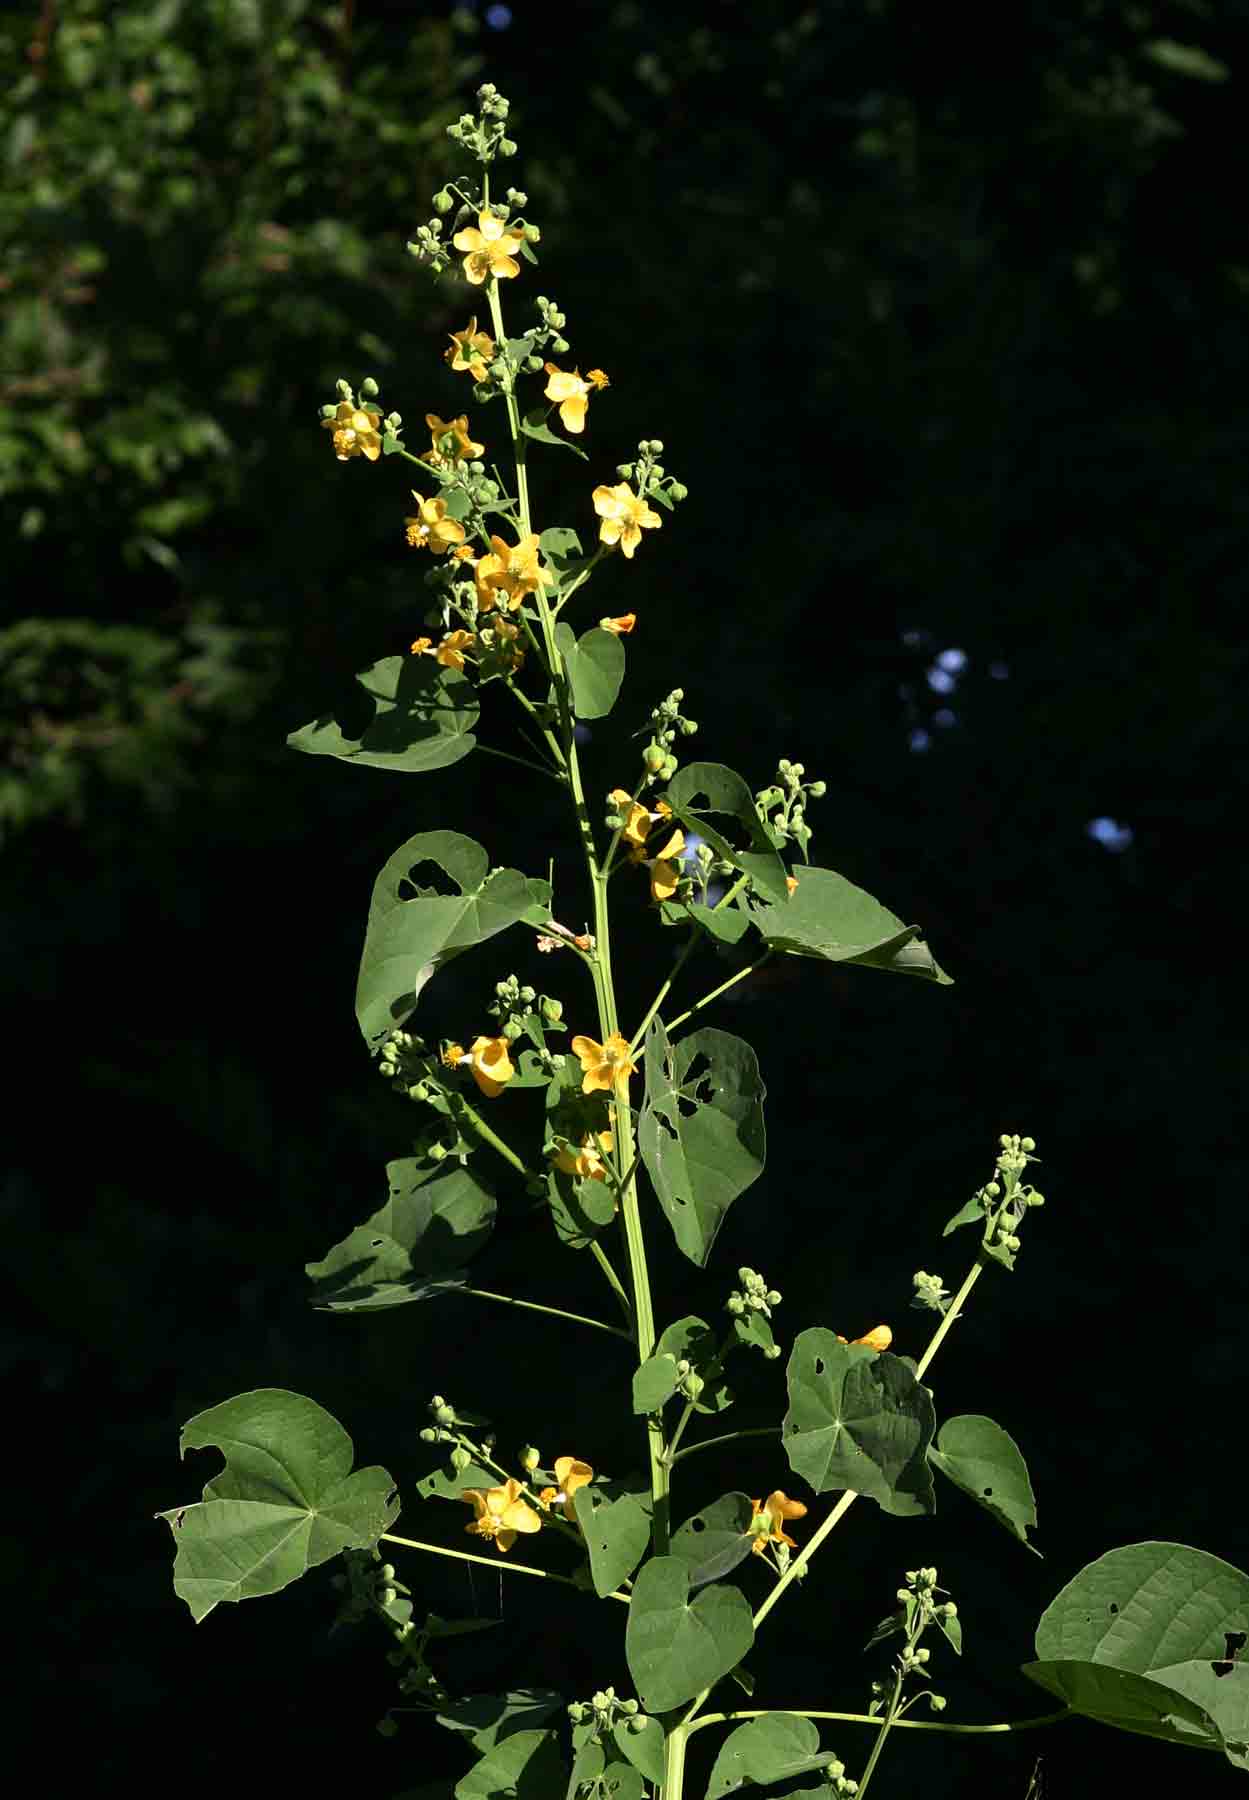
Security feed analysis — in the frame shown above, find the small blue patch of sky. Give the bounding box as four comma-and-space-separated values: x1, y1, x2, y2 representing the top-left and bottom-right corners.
1086, 817, 1134, 852
936, 647, 967, 674
933, 708, 957, 729
908, 728, 931, 753
989, 660, 1010, 680
485, 3, 513, 27
926, 667, 957, 695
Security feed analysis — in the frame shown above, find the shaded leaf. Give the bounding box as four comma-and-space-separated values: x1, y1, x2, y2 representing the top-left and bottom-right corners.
1022, 1660, 1218, 1750
415, 1459, 498, 1501
752, 865, 952, 984
454, 1726, 566, 1799
306, 1158, 495, 1309
639, 1018, 766, 1267
613, 1715, 665, 1787
521, 410, 588, 459
929, 1414, 1038, 1551
625, 1555, 754, 1714
669, 1492, 755, 1589
665, 763, 790, 902
546, 1163, 618, 1248
633, 1353, 681, 1414
782, 1329, 936, 1515
355, 830, 550, 1047
288, 655, 477, 774
158, 1389, 399, 1622
655, 1314, 733, 1413
435, 1689, 563, 1754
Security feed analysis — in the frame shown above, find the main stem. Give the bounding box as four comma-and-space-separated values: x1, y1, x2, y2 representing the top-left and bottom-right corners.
485, 242, 666, 1554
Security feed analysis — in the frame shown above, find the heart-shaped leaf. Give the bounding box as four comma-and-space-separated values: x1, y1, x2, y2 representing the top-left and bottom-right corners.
751, 865, 952, 985
306, 1158, 496, 1309
454, 1726, 566, 1798
928, 1414, 1039, 1551
578, 1486, 652, 1597
706, 1713, 837, 1797
655, 1315, 733, 1413
288, 655, 477, 774
633, 1354, 681, 1415
158, 1389, 399, 1622
613, 1715, 665, 1787
555, 622, 625, 720
669, 1492, 755, 1589
1035, 1543, 1249, 1671
625, 1555, 754, 1713
782, 1329, 935, 1515
639, 1019, 766, 1267
355, 831, 550, 1047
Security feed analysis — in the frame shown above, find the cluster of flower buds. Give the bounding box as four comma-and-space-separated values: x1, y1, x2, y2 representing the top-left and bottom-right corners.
755, 759, 826, 857
567, 1687, 642, 1733
377, 1028, 435, 1099
318, 377, 403, 463
726, 1266, 782, 1321
671, 1357, 706, 1401
616, 438, 688, 508
639, 686, 698, 784
446, 82, 517, 163
488, 974, 538, 1040
910, 1269, 952, 1314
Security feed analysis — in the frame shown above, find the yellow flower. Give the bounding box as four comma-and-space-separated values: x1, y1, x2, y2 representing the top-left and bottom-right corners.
542, 364, 609, 434
442, 1042, 466, 1067
747, 1490, 808, 1556
475, 531, 552, 613
608, 787, 651, 850
486, 616, 525, 672
434, 629, 476, 672
599, 613, 636, 635
569, 1031, 637, 1094
836, 1324, 892, 1352
785, 875, 799, 895
460, 1478, 542, 1554
649, 828, 686, 903
468, 1033, 515, 1097
404, 493, 467, 555
592, 482, 662, 559
420, 413, 485, 467
446, 316, 496, 381
553, 1129, 614, 1183
452, 210, 526, 285
538, 1455, 594, 1527
410, 636, 434, 656
321, 399, 383, 463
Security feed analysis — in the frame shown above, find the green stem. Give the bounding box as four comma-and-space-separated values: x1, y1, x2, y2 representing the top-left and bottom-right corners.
451, 1285, 632, 1341
663, 952, 771, 1036
589, 1238, 635, 1326
380, 1531, 629, 1602
628, 927, 701, 1058
452, 1095, 531, 1177
685, 1708, 1070, 1740
856, 1668, 904, 1797
915, 1257, 983, 1379
473, 741, 562, 783
670, 1426, 779, 1467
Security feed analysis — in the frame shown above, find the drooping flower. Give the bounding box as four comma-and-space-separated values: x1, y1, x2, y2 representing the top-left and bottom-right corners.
421, 413, 485, 467
460, 1479, 542, 1553
321, 399, 383, 462
452, 210, 526, 285
747, 1490, 808, 1556
599, 614, 636, 635
433, 629, 476, 672
542, 363, 609, 434
592, 483, 662, 559
468, 1033, 515, 1097
553, 1130, 614, 1183
475, 531, 552, 612
649, 828, 686, 903
538, 1455, 594, 1527
404, 492, 467, 554
608, 787, 651, 851
836, 1324, 892, 1352
446, 316, 496, 381
569, 1031, 637, 1094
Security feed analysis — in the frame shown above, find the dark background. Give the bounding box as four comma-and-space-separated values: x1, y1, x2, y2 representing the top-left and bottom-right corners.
5, 1, 1246, 1794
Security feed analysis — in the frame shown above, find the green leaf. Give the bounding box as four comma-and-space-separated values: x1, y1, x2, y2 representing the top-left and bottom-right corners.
733, 1309, 776, 1355
554, 622, 625, 720
1145, 1664, 1249, 1770
625, 1555, 755, 1714
684, 899, 754, 944
752, 866, 952, 984
669, 1492, 755, 1589
665, 763, 790, 902
539, 526, 584, 562
941, 1196, 986, 1237
355, 830, 550, 1047
633, 1353, 681, 1414
706, 1714, 837, 1798
415, 1459, 497, 1501
1035, 1543, 1249, 1672
546, 1164, 618, 1248
578, 1486, 652, 1597
782, 1329, 936, 1515
454, 1727, 566, 1799
287, 655, 478, 775
158, 1389, 399, 1623
655, 1315, 733, 1412
1142, 38, 1228, 82
306, 1158, 496, 1308
639, 1018, 766, 1267
612, 1717, 664, 1786
435, 1689, 563, 1754
520, 409, 588, 460
928, 1414, 1038, 1551
1022, 1660, 1219, 1750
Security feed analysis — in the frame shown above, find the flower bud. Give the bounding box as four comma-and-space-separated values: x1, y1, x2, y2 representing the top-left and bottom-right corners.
1021, 1135, 1036, 1152
359, 376, 379, 398
616, 462, 635, 478
520, 1445, 540, 1472
432, 188, 453, 213
450, 1446, 472, 1471
644, 745, 666, 772
435, 1403, 457, 1425
419, 1427, 437, 1443
669, 481, 688, 500
498, 138, 518, 156
551, 336, 570, 354
525, 224, 541, 243
808, 779, 827, 797
380, 1563, 396, 1581
1028, 1191, 1045, 1206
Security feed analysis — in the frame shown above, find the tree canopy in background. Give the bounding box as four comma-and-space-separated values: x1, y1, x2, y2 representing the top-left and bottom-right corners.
5, 3, 1245, 1796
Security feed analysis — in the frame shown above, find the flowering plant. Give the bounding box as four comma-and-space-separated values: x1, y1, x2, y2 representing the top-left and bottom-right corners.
160, 86, 1249, 1798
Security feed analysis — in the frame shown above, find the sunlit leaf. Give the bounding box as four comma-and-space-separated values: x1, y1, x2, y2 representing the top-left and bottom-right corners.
782, 1329, 935, 1515
625, 1555, 754, 1714
752, 865, 952, 984
665, 762, 790, 902
706, 1713, 838, 1797
305, 1157, 496, 1309
555, 622, 625, 720
287, 655, 477, 774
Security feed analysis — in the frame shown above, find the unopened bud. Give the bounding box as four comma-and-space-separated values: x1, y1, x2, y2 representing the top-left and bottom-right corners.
520, 1445, 540, 1472
450, 1446, 472, 1471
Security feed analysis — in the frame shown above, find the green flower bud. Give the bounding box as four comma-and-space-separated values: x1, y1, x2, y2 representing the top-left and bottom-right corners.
568, 1702, 585, 1723
765, 1343, 782, 1360
929, 1694, 947, 1712
808, 779, 827, 797
433, 189, 453, 214
520, 1445, 540, 1471
419, 1427, 437, 1443
1021, 1135, 1036, 1152
1028, 1191, 1045, 1206
726, 1294, 745, 1316
669, 481, 688, 500
450, 1446, 472, 1471
376, 1717, 398, 1738
628, 1712, 648, 1732
622, 1699, 639, 1715
542, 997, 563, 1022
498, 138, 518, 156
675, 1359, 691, 1375
551, 336, 570, 354
680, 718, 698, 735
684, 1373, 704, 1398
616, 462, 635, 478
507, 188, 528, 206
644, 745, 667, 773
380, 1563, 396, 1581
435, 1403, 457, 1425
767, 1289, 782, 1307
428, 1141, 448, 1161
525, 224, 541, 243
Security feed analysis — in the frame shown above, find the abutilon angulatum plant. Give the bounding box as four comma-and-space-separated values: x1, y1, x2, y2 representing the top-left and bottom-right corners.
159, 84, 1249, 1799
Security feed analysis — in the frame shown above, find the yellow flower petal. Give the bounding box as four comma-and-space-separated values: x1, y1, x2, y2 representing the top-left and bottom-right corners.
599, 613, 636, 635
569, 1030, 636, 1094
469, 1033, 515, 1097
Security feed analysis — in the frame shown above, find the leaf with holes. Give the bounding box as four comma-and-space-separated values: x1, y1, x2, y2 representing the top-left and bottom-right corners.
655, 1315, 733, 1413
355, 831, 550, 1048
928, 1414, 1039, 1552
305, 1158, 496, 1310
638, 1019, 766, 1267
625, 1555, 755, 1714
554, 622, 625, 720
415, 1459, 499, 1501
578, 1486, 652, 1597
782, 1329, 935, 1516
670, 1492, 755, 1589
435, 1689, 564, 1755
664, 762, 790, 902
157, 1389, 399, 1623
454, 1726, 566, 1798
546, 1164, 618, 1249
288, 655, 477, 774
752, 865, 952, 985
1022, 1661, 1219, 1751
706, 1713, 839, 1798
